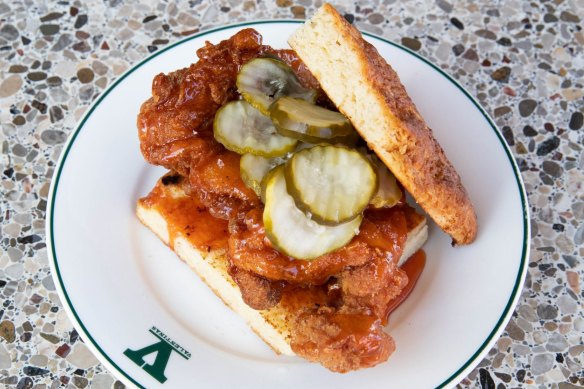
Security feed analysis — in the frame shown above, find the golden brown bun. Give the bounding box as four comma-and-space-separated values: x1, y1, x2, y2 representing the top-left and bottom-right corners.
136, 176, 428, 356
288, 3, 477, 245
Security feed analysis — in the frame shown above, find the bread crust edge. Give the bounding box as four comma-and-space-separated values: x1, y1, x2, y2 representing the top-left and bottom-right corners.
289, 3, 477, 245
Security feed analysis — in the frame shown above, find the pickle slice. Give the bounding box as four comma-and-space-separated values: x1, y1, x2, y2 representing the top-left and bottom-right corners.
294, 141, 318, 151
213, 100, 297, 157
369, 155, 402, 208
270, 97, 358, 145
263, 166, 362, 260
259, 163, 282, 204
285, 146, 378, 225
237, 58, 316, 115
240, 153, 286, 197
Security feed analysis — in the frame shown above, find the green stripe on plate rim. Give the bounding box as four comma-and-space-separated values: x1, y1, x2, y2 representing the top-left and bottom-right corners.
47, 19, 529, 389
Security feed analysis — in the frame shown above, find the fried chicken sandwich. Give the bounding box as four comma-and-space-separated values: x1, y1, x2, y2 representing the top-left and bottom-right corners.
136, 4, 477, 373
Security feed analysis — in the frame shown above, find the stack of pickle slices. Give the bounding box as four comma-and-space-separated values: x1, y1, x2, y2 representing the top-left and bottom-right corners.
213, 58, 402, 260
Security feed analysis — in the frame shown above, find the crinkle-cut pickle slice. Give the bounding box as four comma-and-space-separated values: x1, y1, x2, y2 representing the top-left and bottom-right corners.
259, 163, 282, 204
263, 166, 362, 260
236, 58, 316, 115
285, 145, 378, 225
240, 142, 316, 197
240, 153, 286, 198
213, 100, 297, 157
369, 156, 402, 208
270, 97, 358, 145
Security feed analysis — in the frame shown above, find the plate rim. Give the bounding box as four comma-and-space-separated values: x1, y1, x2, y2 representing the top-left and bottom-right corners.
46, 19, 530, 389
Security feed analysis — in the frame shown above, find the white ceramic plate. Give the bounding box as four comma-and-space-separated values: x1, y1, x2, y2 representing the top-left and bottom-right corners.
47, 21, 529, 389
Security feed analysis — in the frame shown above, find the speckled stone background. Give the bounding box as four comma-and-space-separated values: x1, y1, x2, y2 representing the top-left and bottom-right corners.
0, 0, 582, 387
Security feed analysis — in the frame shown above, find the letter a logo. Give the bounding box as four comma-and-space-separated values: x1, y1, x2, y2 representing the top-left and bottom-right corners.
124, 327, 191, 384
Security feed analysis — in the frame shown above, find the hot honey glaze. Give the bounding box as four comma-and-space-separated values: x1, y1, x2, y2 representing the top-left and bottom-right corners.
383, 250, 426, 324
140, 176, 229, 251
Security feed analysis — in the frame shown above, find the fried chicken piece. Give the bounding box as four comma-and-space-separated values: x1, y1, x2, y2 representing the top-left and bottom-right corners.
358, 206, 408, 255
138, 29, 318, 219
290, 307, 394, 373
229, 266, 285, 310
137, 28, 322, 178
228, 209, 374, 284
228, 206, 408, 285
137, 29, 272, 176
336, 254, 408, 319
189, 149, 259, 220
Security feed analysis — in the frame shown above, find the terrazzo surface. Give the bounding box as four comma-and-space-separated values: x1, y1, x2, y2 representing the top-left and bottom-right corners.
1, 0, 583, 388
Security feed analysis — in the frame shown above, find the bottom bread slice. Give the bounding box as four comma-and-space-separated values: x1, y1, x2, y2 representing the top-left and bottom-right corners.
136, 176, 428, 356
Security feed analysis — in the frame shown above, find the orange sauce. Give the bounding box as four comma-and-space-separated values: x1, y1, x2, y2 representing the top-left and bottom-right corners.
383, 250, 426, 324
140, 177, 229, 251
279, 283, 331, 312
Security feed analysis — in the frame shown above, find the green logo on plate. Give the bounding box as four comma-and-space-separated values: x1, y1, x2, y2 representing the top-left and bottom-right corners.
124, 326, 191, 383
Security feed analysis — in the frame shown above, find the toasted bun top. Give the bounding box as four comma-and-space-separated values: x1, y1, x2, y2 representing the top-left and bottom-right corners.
289, 3, 477, 245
